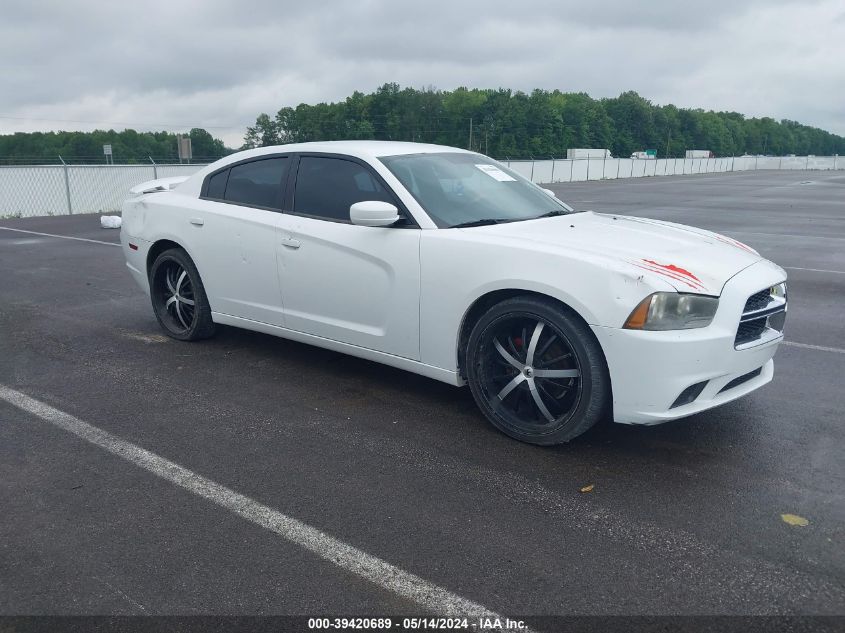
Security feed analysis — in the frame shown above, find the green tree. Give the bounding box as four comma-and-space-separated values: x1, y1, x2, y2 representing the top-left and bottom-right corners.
241, 85, 845, 159
243, 113, 281, 148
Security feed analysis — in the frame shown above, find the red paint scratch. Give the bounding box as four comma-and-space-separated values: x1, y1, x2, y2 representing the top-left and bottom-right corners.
641, 259, 702, 283
632, 261, 705, 291
714, 234, 756, 253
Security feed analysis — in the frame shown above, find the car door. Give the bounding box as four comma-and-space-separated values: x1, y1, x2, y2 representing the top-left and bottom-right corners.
276, 154, 421, 360
193, 156, 289, 326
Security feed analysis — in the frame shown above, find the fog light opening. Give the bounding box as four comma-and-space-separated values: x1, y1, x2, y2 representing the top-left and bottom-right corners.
670, 380, 708, 409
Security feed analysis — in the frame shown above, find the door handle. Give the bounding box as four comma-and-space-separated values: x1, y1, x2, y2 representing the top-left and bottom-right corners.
281, 237, 301, 249
189, 217, 204, 226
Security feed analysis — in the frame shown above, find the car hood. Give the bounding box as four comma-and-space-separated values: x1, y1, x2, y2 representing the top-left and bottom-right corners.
464, 211, 763, 295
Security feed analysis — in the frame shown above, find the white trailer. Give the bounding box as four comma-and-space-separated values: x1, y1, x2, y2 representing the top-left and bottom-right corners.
567, 148, 612, 159
685, 150, 714, 159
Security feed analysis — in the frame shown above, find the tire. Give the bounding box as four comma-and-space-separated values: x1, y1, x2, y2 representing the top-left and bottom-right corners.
148, 248, 216, 341
465, 296, 610, 445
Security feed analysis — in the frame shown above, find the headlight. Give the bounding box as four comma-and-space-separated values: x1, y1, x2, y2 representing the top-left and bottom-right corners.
770, 282, 787, 302
623, 292, 719, 330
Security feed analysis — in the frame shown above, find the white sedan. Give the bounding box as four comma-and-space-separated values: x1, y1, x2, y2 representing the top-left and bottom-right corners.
121, 141, 787, 444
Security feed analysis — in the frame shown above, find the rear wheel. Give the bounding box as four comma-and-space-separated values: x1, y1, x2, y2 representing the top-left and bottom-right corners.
466, 296, 610, 445
149, 248, 215, 341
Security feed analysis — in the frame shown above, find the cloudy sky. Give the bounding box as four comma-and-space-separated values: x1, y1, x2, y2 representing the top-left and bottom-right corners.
2, 0, 843, 148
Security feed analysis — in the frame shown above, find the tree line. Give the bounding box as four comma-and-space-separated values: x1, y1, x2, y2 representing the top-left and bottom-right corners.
0, 128, 228, 164
3, 86, 842, 163
244, 84, 845, 159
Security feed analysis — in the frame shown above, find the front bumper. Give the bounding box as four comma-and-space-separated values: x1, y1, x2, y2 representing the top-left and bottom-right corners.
592, 259, 786, 425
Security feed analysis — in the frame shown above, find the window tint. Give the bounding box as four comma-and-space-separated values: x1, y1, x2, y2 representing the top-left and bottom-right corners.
206, 169, 229, 199
224, 157, 289, 209
294, 157, 394, 221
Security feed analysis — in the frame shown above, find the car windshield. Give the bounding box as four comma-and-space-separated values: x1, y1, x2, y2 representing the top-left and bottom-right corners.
379, 152, 576, 228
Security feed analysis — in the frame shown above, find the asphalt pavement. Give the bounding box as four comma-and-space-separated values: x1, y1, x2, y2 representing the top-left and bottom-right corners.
0, 170, 843, 628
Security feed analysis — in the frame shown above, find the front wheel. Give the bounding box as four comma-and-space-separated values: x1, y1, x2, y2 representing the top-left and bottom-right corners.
149, 248, 216, 341
466, 296, 610, 445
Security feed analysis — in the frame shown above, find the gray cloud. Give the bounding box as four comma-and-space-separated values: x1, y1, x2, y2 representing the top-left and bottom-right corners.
1, 0, 842, 148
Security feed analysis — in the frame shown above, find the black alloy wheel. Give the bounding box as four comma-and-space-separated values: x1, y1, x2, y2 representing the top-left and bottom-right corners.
466, 296, 610, 444
149, 248, 215, 341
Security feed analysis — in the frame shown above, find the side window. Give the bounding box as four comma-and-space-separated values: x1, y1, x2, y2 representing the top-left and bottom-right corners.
224, 157, 289, 209
206, 169, 229, 199
294, 156, 394, 221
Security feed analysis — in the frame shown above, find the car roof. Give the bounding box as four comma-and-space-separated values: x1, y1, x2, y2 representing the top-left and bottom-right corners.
175, 141, 474, 198
226, 140, 471, 162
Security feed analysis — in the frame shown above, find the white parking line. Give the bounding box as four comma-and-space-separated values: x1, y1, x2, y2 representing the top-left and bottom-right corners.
783, 266, 845, 275
0, 226, 120, 247
727, 230, 845, 242
0, 385, 514, 625
782, 341, 845, 354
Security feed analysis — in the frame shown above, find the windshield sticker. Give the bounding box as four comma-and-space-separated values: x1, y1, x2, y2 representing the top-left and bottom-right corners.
475, 164, 516, 182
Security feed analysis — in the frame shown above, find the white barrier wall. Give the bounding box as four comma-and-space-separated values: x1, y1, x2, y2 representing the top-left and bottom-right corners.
503, 155, 842, 184
0, 156, 842, 217
0, 164, 205, 218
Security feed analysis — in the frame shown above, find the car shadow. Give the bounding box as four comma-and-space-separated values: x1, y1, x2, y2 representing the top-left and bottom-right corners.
203, 324, 764, 477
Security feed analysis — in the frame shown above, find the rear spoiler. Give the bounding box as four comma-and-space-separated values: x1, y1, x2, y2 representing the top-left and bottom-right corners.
128, 176, 189, 196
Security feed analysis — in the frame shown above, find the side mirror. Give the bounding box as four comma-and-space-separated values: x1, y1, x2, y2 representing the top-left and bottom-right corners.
542, 188, 556, 197
350, 201, 401, 227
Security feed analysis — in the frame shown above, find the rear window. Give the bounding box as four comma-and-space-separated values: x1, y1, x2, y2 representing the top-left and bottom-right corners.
206, 169, 229, 199
222, 157, 289, 209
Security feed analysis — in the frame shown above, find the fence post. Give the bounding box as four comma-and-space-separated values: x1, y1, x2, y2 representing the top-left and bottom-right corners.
149, 156, 158, 179
602, 155, 606, 179
586, 158, 590, 181
530, 158, 535, 182
805, 155, 810, 170
616, 158, 621, 179
551, 157, 556, 183
835, 154, 838, 170
59, 155, 72, 215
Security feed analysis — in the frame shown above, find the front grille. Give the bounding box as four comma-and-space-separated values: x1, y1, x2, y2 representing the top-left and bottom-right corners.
743, 289, 771, 313
734, 286, 786, 348
735, 317, 768, 346
719, 367, 763, 393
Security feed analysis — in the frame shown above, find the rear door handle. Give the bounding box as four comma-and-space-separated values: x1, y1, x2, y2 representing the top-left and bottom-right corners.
189, 217, 204, 226
281, 237, 301, 249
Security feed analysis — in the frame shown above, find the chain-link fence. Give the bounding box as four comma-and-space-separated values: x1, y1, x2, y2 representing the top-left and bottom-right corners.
0, 161, 206, 218
1, 155, 842, 218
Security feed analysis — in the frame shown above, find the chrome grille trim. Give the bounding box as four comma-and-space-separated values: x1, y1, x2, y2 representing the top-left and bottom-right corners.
739, 299, 787, 322
734, 285, 787, 349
